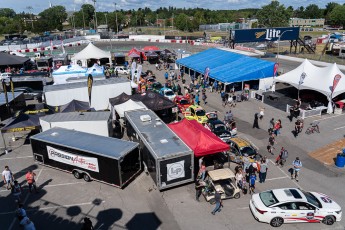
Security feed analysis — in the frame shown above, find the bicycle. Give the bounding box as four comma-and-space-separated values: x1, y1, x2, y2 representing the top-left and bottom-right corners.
305, 121, 320, 135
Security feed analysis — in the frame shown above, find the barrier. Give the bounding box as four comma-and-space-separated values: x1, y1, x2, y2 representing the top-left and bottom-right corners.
286, 104, 326, 119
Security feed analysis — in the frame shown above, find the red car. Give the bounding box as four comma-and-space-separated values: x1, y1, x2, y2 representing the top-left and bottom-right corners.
174, 95, 193, 112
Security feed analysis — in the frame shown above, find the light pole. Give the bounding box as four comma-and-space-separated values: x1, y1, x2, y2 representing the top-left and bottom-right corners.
114, 3, 119, 34
26, 6, 34, 29
276, 30, 293, 64
105, 13, 108, 27
92, 0, 98, 31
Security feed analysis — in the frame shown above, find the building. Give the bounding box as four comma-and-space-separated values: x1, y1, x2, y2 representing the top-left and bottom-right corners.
199, 21, 253, 32
97, 24, 109, 33
289, 18, 325, 27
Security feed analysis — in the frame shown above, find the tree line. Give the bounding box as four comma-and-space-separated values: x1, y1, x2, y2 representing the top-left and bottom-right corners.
0, 2, 345, 35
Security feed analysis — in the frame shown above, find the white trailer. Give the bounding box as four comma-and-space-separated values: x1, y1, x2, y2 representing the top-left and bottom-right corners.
44, 78, 131, 110
39, 111, 112, 137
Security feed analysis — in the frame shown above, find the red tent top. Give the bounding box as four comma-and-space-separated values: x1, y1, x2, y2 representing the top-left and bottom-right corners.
142, 46, 160, 51
168, 119, 229, 157
128, 48, 147, 61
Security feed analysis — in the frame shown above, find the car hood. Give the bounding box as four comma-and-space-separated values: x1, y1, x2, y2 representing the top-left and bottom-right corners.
311, 192, 342, 210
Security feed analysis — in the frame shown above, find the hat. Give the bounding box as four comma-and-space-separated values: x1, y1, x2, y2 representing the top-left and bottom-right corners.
252, 163, 257, 168
296, 157, 300, 160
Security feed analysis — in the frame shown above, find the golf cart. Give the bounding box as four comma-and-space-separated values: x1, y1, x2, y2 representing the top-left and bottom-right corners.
202, 168, 241, 204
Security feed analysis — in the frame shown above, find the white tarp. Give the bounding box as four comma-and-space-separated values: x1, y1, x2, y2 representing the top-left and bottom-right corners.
71, 43, 111, 67
113, 99, 146, 118
52, 65, 86, 85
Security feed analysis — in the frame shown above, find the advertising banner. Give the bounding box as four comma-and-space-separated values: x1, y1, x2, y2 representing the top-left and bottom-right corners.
131, 61, 137, 82
47, 146, 99, 172
87, 74, 93, 106
166, 160, 185, 181
233, 27, 300, 43
136, 65, 142, 83
332, 74, 341, 93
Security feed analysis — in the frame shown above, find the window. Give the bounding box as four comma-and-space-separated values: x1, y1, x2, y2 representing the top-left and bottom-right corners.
259, 191, 279, 207
190, 108, 195, 115
240, 146, 256, 156
302, 191, 322, 208
195, 110, 205, 116
297, 202, 315, 210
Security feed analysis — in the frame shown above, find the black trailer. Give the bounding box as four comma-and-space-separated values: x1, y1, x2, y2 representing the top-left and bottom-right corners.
125, 109, 194, 190
30, 127, 141, 188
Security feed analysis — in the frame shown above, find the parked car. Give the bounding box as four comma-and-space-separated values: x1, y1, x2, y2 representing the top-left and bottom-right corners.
159, 87, 176, 101
148, 82, 163, 93
250, 188, 342, 227
227, 137, 259, 163
183, 105, 208, 124
14, 87, 42, 101
205, 119, 236, 142
114, 67, 129, 75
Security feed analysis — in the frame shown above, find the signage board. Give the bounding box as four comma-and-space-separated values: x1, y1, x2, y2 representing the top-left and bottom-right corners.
166, 160, 185, 181
233, 27, 300, 43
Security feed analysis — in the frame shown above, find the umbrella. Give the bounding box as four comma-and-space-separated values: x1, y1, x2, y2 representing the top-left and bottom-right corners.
109, 92, 133, 106
1, 114, 40, 133
58, 100, 90, 113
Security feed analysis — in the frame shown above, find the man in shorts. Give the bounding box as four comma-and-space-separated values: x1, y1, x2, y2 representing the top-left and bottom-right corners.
2, 166, 14, 190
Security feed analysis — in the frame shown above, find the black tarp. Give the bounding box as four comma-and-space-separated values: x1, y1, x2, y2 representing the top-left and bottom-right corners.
109, 92, 132, 106
131, 91, 176, 111
0, 52, 30, 66
21, 103, 57, 116
58, 99, 90, 113
1, 114, 40, 133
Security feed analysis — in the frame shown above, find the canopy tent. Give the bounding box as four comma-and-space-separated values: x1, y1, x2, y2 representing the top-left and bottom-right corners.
58, 99, 90, 113
1, 114, 40, 133
142, 46, 160, 51
86, 64, 104, 77
176, 48, 275, 83
168, 119, 230, 157
52, 65, 86, 84
113, 99, 147, 118
109, 92, 132, 106
21, 103, 57, 116
131, 91, 176, 111
71, 43, 111, 67
0, 52, 30, 66
128, 48, 147, 61
128, 52, 140, 58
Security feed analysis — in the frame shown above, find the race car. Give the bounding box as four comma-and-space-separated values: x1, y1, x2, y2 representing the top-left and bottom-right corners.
227, 137, 258, 163
183, 105, 208, 124
159, 87, 176, 101
250, 188, 342, 227
174, 95, 192, 112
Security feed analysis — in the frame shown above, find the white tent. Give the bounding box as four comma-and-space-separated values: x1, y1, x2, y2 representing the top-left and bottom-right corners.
52, 65, 86, 85
113, 99, 147, 118
86, 64, 104, 77
275, 59, 345, 113
71, 43, 111, 67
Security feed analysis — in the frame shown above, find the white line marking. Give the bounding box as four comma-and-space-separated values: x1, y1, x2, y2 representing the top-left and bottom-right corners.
0, 156, 33, 160
314, 113, 345, 122
334, 126, 345, 130
237, 207, 249, 210
269, 159, 303, 190
0, 201, 105, 215
265, 176, 289, 181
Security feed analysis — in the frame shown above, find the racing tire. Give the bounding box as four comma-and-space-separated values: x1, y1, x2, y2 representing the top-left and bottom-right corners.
322, 215, 335, 225
234, 192, 240, 199
73, 171, 81, 179
83, 174, 91, 182
270, 217, 284, 227
209, 198, 216, 205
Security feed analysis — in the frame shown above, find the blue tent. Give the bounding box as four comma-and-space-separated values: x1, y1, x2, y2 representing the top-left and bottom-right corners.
176, 48, 275, 83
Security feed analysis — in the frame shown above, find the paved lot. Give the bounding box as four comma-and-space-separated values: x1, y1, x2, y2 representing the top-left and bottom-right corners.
1, 42, 345, 230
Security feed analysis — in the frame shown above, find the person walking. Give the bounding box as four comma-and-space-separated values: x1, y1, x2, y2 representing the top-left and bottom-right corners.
211, 190, 223, 215
2, 166, 14, 190
253, 113, 260, 129
259, 159, 268, 183
235, 167, 244, 188
292, 157, 302, 182
267, 134, 276, 155
276, 147, 288, 167
12, 180, 22, 203
18, 215, 36, 230
249, 173, 256, 194
268, 118, 275, 135
26, 170, 38, 193
195, 180, 205, 201
195, 94, 200, 105
16, 203, 27, 218
202, 92, 207, 105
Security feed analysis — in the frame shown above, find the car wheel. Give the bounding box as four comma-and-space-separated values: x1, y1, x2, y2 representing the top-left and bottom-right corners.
234, 192, 240, 199
322, 215, 335, 225
209, 198, 216, 205
83, 174, 91, 182
270, 217, 284, 227
73, 171, 81, 179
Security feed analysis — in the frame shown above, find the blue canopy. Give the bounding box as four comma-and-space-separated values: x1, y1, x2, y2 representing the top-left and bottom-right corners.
176, 48, 275, 83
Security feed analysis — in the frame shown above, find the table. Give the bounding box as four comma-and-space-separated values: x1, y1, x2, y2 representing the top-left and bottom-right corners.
267, 94, 280, 101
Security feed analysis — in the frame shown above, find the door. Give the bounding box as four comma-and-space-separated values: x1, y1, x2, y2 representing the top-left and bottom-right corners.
276, 202, 315, 223
34, 153, 44, 163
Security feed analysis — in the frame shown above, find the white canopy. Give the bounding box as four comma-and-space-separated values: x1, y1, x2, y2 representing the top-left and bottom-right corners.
71, 43, 111, 67
113, 99, 147, 118
52, 65, 86, 85
275, 59, 345, 98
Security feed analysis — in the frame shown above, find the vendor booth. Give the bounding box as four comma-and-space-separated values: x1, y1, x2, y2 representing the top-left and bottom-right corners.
71, 43, 111, 67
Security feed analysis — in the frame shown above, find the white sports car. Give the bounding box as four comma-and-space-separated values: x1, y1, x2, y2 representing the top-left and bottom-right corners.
250, 188, 342, 227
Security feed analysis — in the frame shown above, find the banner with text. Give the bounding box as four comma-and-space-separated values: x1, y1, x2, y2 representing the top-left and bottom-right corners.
233, 27, 300, 43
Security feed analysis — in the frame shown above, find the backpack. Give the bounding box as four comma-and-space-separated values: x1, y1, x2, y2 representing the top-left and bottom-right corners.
281, 150, 288, 159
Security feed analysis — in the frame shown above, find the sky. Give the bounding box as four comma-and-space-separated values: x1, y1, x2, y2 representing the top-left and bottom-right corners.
2, 0, 344, 14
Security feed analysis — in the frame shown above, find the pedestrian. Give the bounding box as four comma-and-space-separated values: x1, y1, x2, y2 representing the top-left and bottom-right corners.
276, 147, 288, 167
12, 180, 22, 203
198, 157, 204, 169
242, 154, 251, 173
268, 118, 275, 135
259, 159, 268, 183
267, 134, 276, 155
195, 180, 205, 201
246, 162, 257, 183
195, 94, 200, 105
2, 165, 14, 190
228, 110, 233, 121
259, 107, 265, 120
235, 167, 243, 188
292, 157, 302, 182
198, 162, 206, 181
249, 173, 256, 194
211, 190, 223, 215
25, 170, 38, 193
202, 92, 207, 104
164, 71, 169, 80
253, 113, 259, 129
18, 215, 36, 230
16, 203, 27, 218
221, 91, 226, 106
273, 120, 282, 136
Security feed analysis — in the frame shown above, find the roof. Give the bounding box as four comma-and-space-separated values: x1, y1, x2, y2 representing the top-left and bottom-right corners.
44, 77, 129, 92
0, 92, 23, 106
176, 48, 275, 83
31, 127, 138, 160
208, 168, 235, 181
71, 43, 111, 61
125, 109, 192, 159
0, 52, 30, 66
114, 100, 147, 118
272, 188, 307, 203
40, 111, 110, 123
229, 137, 252, 148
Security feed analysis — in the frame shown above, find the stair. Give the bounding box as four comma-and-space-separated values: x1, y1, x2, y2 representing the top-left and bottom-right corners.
297, 37, 315, 53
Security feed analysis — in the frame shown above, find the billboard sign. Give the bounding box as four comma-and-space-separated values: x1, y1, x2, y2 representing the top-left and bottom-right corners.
233, 27, 300, 43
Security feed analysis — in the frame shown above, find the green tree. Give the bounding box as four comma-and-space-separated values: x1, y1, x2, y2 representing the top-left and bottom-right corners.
304, 4, 322, 19
256, 1, 291, 27
39, 5, 67, 31
294, 6, 305, 18
174, 13, 189, 31
329, 5, 345, 28
0, 8, 16, 18
324, 2, 339, 20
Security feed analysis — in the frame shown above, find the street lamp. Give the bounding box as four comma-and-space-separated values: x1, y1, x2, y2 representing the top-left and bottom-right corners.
114, 3, 119, 34
276, 30, 293, 64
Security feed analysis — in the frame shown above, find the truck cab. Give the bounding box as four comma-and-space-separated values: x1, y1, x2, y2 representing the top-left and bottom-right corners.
36, 57, 53, 71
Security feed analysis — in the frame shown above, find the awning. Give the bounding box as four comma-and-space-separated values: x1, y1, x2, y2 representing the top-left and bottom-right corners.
168, 119, 229, 157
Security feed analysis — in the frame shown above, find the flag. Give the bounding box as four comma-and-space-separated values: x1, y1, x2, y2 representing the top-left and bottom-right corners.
61, 38, 65, 54
332, 74, 341, 93
136, 65, 142, 83
273, 63, 279, 76
10, 77, 14, 99
299, 72, 306, 86
131, 61, 137, 82
87, 74, 93, 106
204, 67, 210, 81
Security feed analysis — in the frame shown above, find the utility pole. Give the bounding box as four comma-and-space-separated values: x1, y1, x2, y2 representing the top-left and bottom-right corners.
92, 0, 98, 31
82, 7, 86, 29
26, 6, 34, 29
105, 13, 108, 27
172, 13, 174, 30
114, 3, 118, 34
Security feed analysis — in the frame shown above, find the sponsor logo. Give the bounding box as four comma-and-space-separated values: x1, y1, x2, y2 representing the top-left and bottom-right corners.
167, 160, 185, 181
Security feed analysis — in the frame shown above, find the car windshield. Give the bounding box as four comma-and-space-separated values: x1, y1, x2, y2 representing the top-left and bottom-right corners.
240, 146, 256, 156
165, 91, 174, 96
180, 99, 189, 105
260, 191, 279, 207
214, 124, 226, 132
302, 191, 322, 208
196, 110, 206, 116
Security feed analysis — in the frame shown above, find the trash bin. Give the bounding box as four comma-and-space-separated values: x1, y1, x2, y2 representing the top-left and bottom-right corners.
335, 149, 345, 168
